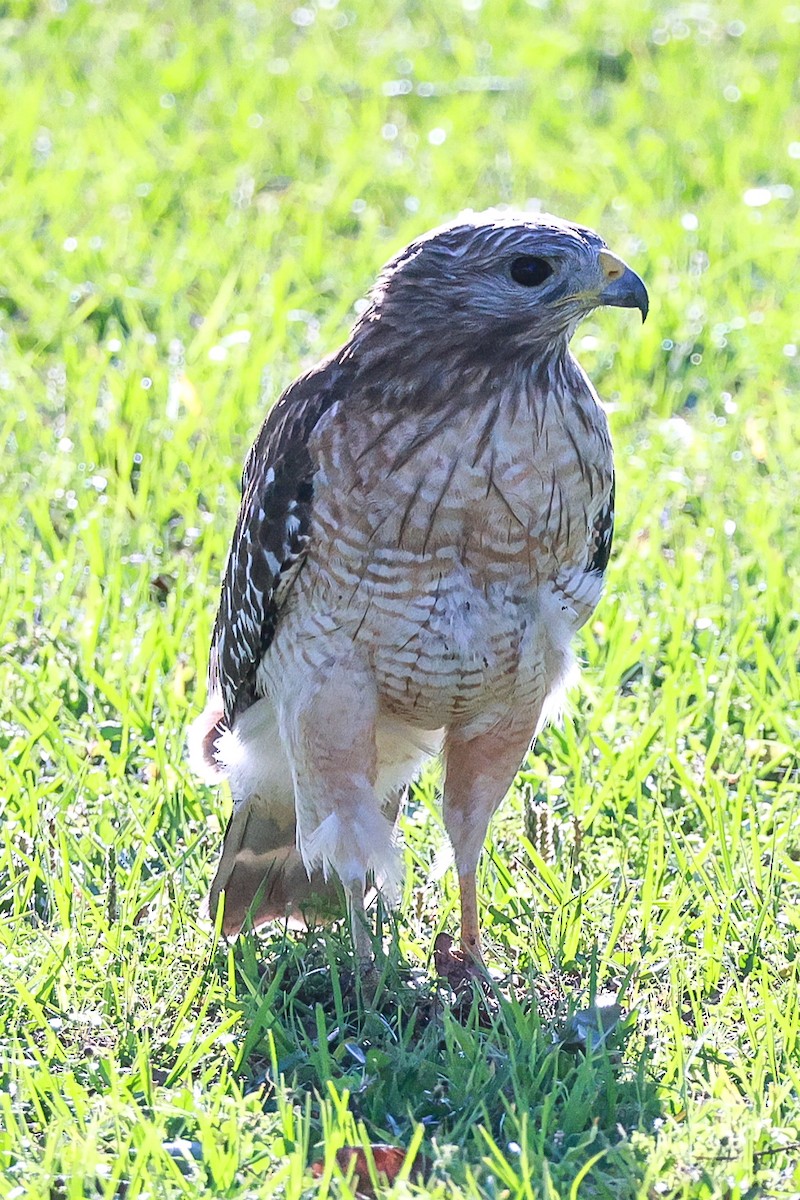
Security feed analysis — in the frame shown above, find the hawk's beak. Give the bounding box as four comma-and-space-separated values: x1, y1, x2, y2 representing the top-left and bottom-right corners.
597, 250, 649, 322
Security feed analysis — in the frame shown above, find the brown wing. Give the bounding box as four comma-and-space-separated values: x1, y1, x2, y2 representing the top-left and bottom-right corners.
209, 353, 348, 726
587, 472, 614, 575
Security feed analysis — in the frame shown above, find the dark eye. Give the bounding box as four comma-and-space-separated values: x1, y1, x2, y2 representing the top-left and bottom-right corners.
509, 256, 554, 286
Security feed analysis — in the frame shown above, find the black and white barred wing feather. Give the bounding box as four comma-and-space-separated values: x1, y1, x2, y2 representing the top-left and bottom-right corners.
211, 435, 310, 726
190, 358, 343, 779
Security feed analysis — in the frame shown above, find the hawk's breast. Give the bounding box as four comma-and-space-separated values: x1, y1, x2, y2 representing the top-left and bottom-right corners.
268, 371, 613, 726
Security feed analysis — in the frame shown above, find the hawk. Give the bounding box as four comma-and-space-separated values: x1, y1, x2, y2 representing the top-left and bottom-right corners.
189, 210, 648, 972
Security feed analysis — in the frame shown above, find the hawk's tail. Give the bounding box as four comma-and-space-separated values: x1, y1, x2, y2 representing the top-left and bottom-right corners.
188, 694, 346, 934
206, 799, 346, 935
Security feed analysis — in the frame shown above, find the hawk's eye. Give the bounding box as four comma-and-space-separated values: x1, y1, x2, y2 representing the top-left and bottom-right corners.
509, 256, 554, 286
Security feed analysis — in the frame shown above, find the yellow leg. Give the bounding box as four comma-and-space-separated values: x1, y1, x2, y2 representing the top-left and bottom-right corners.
444, 713, 541, 972
346, 882, 376, 974
459, 870, 484, 963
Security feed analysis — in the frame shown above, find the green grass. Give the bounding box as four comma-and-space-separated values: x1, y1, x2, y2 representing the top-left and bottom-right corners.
1, 0, 799, 1196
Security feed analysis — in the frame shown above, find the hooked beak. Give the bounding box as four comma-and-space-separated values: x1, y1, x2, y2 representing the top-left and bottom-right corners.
597, 249, 649, 322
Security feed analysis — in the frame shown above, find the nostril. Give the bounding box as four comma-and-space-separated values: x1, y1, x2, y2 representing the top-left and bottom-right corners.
599, 250, 626, 281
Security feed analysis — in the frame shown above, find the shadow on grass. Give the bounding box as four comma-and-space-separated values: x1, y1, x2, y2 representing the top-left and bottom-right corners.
223, 922, 664, 1198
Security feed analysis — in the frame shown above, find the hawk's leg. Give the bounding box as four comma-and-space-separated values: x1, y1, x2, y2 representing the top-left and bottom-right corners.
442, 716, 537, 962
345, 881, 376, 974
458, 869, 482, 963
282, 660, 397, 976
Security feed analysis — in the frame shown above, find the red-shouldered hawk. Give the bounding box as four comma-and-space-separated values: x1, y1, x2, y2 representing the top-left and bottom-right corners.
189, 210, 648, 974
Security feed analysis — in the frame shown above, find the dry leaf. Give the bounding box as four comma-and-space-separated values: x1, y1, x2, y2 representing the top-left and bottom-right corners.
311, 1143, 429, 1196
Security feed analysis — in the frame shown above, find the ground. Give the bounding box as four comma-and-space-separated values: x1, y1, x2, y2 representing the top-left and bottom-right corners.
1, 1, 799, 1197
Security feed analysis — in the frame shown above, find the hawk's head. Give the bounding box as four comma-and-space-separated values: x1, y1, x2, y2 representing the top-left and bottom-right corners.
364, 210, 648, 362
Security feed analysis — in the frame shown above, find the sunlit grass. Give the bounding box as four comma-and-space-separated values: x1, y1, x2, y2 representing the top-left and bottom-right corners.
1, 1, 799, 1196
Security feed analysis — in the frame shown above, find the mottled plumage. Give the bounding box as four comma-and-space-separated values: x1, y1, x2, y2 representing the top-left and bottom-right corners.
189, 210, 647, 967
